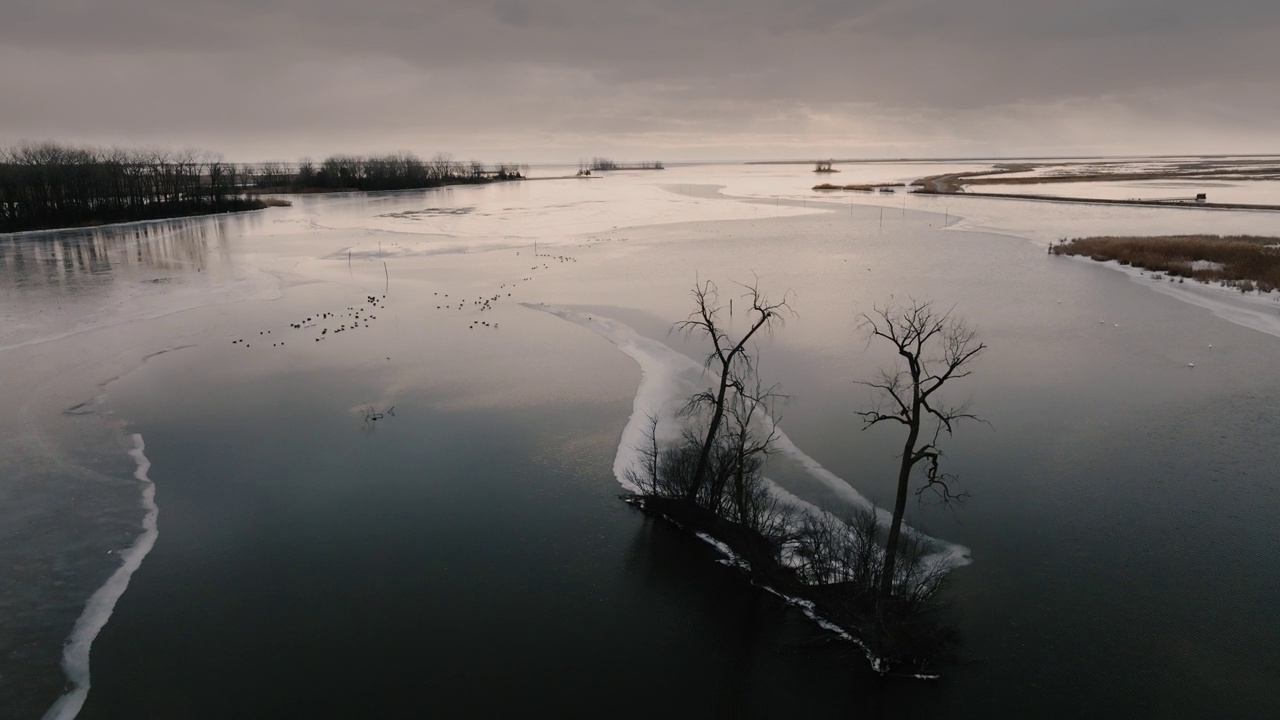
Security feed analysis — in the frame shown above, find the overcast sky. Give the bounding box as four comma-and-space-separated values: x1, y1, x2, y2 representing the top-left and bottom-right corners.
2, 0, 1277, 162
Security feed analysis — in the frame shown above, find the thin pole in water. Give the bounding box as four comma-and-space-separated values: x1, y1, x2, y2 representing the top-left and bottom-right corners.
384, 261, 389, 294
879, 207, 883, 232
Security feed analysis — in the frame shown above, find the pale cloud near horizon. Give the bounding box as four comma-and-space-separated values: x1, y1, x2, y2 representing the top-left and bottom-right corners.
2, 0, 1277, 161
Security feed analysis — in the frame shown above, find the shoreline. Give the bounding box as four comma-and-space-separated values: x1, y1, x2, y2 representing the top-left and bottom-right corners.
1, 204, 273, 238
2, 176, 599, 237
914, 188, 1280, 212
625, 494, 947, 677
1052, 252, 1280, 339
245, 175, 537, 196
908, 159, 1280, 210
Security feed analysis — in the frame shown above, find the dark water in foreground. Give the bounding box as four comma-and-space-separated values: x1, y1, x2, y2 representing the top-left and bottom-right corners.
84, 368, 883, 718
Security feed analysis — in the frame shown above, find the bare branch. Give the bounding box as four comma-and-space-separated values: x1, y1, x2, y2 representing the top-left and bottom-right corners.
669, 274, 792, 503
857, 298, 985, 600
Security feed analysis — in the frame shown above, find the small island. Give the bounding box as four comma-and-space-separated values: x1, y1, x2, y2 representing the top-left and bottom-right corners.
814, 182, 899, 192
587, 157, 664, 171
1051, 234, 1280, 294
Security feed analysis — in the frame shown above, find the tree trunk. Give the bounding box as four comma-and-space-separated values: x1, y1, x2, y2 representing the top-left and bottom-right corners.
687, 363, 730, 503
880, 410, 920, 599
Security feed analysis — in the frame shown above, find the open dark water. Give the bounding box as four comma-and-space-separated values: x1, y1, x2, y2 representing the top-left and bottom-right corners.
83, 366, 890, 718
4, 164, 1280, 718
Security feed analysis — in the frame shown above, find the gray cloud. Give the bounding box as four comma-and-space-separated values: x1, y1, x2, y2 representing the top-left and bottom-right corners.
2, 1, 1277, 159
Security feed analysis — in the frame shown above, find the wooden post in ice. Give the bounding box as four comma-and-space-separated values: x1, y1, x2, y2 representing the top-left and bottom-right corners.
730, 298, 734, 316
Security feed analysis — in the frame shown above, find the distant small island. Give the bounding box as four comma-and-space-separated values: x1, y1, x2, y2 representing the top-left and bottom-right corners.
587, 157, 664, 171
814, 182, 898, 192
0, 142, 527, 234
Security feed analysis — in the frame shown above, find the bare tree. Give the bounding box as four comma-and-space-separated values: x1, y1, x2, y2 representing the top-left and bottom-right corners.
675, 277, 792, 505
856, 300, 986, 599
722, 376, 783, 526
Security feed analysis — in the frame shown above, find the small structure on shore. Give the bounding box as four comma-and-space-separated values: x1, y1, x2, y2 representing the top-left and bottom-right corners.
814, 161, 837, 173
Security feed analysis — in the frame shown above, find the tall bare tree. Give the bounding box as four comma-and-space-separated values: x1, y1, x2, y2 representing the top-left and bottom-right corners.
856, 300, 986, 599
675, 277, 792, 505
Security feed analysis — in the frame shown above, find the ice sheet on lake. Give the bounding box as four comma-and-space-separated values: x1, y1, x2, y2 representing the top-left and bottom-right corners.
1057, 255, 1280, 340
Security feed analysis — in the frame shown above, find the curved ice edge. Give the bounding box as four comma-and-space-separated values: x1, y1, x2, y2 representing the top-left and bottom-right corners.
942, 220, 1280, 342
522, 302, 972, 571
43, 433, 158, 720
1059, 254, 1280, 340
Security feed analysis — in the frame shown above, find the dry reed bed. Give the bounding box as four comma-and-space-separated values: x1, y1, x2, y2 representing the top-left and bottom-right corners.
1051, 235, 1280, 293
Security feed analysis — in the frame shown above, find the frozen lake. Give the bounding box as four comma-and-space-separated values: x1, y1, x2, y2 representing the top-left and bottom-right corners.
3, 163, 1280, 718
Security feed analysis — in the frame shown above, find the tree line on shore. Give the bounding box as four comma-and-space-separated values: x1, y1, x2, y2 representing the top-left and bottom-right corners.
251, 154, 526, 193
0, 143, 259, 233
0, 142, 527, 233
628, 279, 985, 673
